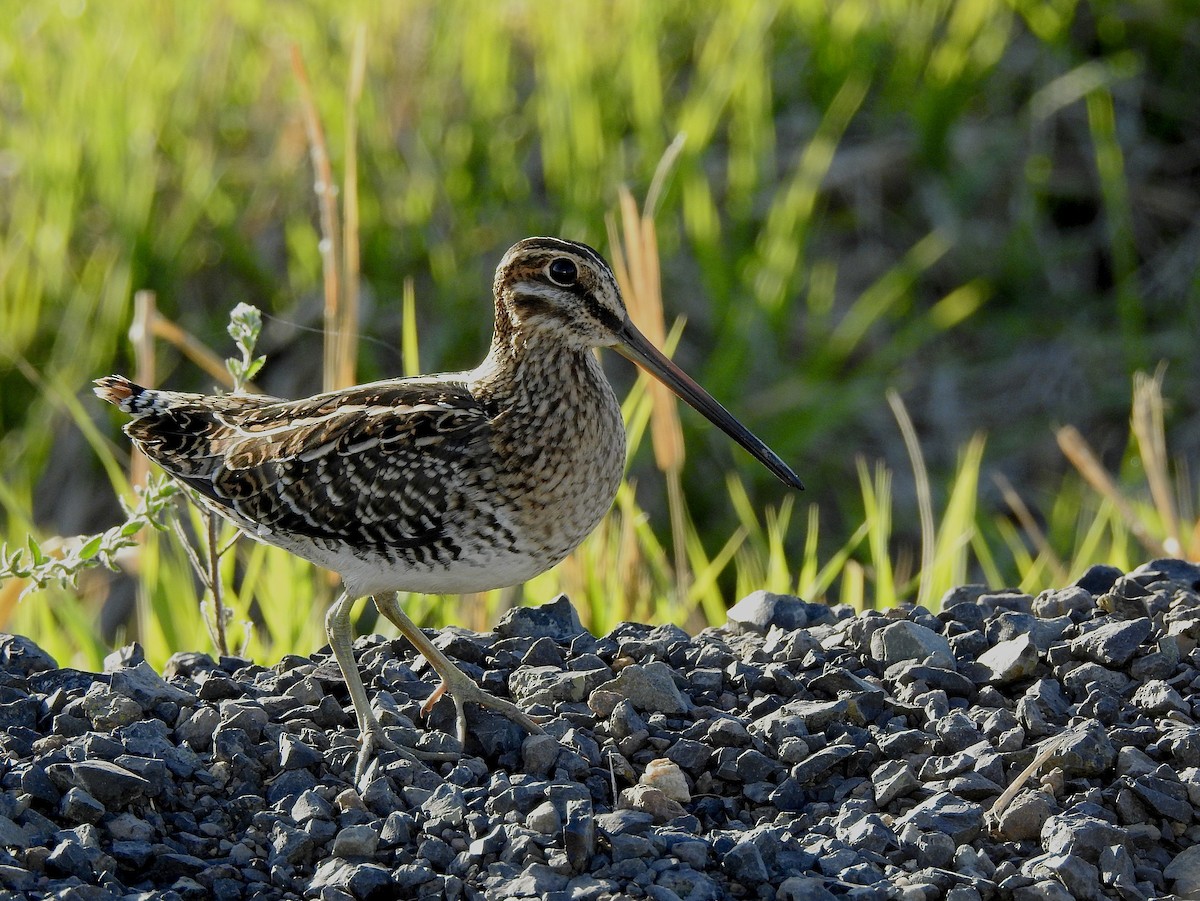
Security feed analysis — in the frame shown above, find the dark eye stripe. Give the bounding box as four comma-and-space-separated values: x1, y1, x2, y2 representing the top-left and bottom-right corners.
584, 296, 622, 332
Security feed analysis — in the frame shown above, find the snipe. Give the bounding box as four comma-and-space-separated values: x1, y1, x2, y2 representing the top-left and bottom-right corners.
95, 237, 803, 782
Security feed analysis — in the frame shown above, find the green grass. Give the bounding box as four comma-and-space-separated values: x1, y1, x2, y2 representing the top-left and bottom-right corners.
1, 1, 1197, 669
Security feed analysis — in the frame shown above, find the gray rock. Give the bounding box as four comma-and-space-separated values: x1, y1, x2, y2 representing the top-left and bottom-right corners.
290, 788, 334, 824
332, 824, 380, 858
0, 864, 36, 892
1041, 806, 1127, 861
791, 744, 855, 785
870, 621, 955, 668
872, 759, 919, 806
593, 661, 686, 714
723, 839, 769, 884
509, 664, 607, 705
58, 787, 105, 824
1048, 722, 1116, 777
1061, 661, 1130, 698
895, 663, 976, 696
80, 685, 143, 729
895, 792, 984, 845
1130, 678, 1189, 716
1033, 586, 1096, 618
752, 698, 861, 740
174, 706, 220, 750
996, 790, 1055, 842
666, 738, 712, 773
1025, 853, 1100, 901
0, 814, 29, 849
45, 760, 150, 809
309, 858, 394, 898
495, 594, 585, 641
525, 800, 562, 834
619, 785, 686, 824
976, 634, 1039, 683
914, 830, 956, 868
562, 798, 595, 872
108, 660, 196, 710
1074, 565, 1123, 595
1070, 618, 1153, 667
726, 591, 812, 632
0, 633, 57, 676
1131, 557, 1200, 589
1165, 844, 1200, 897
1013, 879, 1076, 901
278, 732, 322, 770
777, 876, 837, 901
503, 864, 570, 896
270, 822, 315, 865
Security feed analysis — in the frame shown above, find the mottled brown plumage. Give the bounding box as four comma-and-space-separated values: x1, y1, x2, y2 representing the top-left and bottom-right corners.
96, 236, 802, 783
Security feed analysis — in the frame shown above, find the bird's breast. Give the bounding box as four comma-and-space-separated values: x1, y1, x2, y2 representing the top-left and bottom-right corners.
476, 351, 626, 570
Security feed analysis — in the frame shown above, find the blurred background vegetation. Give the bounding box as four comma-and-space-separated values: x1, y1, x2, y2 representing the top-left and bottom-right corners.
1, 0, 1197, 669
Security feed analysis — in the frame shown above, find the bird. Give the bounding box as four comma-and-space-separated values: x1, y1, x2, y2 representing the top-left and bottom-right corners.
95, 236, 803, 782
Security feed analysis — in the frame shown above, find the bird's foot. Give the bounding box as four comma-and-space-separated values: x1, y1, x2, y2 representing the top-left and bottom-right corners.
353, 721, 460, 788
420, 666, 547, 746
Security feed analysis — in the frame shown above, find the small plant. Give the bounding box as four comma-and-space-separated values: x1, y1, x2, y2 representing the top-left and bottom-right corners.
175, 301, 269, 655
0, 478, 179, 599
225, 302, 266, 392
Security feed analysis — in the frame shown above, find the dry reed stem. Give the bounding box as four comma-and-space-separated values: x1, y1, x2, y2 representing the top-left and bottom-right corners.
1056, 425, 1166, 557
290, 44, 344, 394
147, 314, 250, 391
992, 470, 1067, 584
987, 726, 1082, 834
339, 24, 368, 390
608, 178, 689, 603
1131, 368, 1180, 555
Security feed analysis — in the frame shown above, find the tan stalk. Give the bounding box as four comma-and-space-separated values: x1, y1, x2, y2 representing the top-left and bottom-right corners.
1131, 368, 1180, 555
992, 471, 1067, 584
290, 44, 343, 393
1056, 425, 1166, 557
149, 313, 252, 391
339, 24, 369, 389
608, 186, 688, 603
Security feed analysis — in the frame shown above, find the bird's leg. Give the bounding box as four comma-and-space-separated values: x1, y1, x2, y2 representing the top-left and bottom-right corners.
371, 592, 546, 745
325, 590, 401, 784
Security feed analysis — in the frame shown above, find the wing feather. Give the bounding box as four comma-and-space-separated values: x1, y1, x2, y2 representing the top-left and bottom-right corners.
124, 378, 493, 555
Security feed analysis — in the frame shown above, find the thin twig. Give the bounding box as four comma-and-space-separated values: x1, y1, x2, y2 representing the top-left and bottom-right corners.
987, 726, 1083, 833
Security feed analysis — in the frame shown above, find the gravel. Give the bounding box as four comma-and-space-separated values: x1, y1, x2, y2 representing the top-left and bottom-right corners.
2, 557, 1200, 899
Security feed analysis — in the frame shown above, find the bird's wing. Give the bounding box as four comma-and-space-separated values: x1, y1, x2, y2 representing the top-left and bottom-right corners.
124, 378, 494, 554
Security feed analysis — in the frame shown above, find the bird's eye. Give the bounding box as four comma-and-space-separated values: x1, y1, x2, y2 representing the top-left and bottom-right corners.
547, 258, 578, 286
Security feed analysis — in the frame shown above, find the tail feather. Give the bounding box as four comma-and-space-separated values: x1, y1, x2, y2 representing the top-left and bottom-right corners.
93, 375, 153, 414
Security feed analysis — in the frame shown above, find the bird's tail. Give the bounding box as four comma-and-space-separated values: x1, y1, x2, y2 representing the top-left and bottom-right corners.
94, 375, 160, 415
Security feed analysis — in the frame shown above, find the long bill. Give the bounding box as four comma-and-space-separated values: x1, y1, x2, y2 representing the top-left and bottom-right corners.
613, 318, 804, 490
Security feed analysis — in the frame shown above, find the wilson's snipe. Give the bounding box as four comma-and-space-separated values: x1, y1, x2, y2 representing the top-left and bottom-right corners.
95, 237, 802, 782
